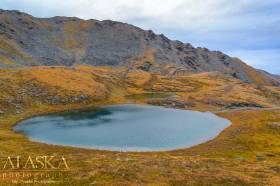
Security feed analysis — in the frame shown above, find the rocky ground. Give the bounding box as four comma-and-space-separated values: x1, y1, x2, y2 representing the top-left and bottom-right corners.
1, 8, 280, 186
1, 65, 280, 115
0, 66, 280, 185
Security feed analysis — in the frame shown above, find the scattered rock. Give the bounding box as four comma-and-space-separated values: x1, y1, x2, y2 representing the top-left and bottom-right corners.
79, 95, 89, 101
5, 99, 13, 104
136, 61, 152, 72
256, 155, 265, 161
50, 95, 60, 104
270, 166, 280, 173
268, 122, 280, 129
15, 104, 21, 109
225, 102, 264, 109
148, 98, 194, 109
15, 110, 21, 114
0, 110, 4, 114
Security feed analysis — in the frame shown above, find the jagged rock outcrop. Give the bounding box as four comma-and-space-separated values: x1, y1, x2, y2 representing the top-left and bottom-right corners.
0, 9, 279, 85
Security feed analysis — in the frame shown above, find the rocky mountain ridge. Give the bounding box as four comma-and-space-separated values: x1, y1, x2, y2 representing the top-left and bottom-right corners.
0, 9, 279, 85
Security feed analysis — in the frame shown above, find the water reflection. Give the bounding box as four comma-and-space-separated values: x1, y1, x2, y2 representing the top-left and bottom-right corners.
14, 104, 231, 152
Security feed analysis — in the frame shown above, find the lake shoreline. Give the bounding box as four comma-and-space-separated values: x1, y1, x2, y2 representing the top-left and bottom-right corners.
13, 104, 231, 152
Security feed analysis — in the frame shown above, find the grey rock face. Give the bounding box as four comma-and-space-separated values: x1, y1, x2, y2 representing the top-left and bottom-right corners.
0, 9, 279, 85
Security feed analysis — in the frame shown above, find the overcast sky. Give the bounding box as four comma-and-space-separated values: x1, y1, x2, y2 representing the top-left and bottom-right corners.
1, 0, 279, 74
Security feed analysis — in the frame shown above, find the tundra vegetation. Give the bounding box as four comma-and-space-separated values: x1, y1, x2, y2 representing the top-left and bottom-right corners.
0, 66, 280, 185
0, 9, 280, 185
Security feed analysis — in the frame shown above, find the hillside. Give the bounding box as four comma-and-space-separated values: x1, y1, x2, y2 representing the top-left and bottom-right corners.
1, 66, 280, 185
1, 8, 280, 186
1, 65, 280, 116
0, 9, 279, 86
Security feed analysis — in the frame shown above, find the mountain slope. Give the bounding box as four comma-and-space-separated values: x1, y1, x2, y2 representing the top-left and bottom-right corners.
1, 65, 280, 114
0, 9, 278, 85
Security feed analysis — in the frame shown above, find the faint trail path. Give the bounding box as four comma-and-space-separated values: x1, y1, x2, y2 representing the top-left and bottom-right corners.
214, 106, 280, 113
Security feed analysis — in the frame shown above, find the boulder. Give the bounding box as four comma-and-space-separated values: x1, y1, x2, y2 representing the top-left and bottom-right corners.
256, 155, 265, 161
15, 110, 21, 114
268, 122, 280, 128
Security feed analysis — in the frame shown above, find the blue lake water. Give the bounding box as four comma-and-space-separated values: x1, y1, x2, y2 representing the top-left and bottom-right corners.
14, 104, 231, 151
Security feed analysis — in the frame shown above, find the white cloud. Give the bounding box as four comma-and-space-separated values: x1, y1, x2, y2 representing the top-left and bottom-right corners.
1, 1, 277, 28
2, 0, 279, 34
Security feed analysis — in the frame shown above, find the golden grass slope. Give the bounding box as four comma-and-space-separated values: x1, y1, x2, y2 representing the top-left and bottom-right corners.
0, 66, 280, 185
1, 65, 280, 114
